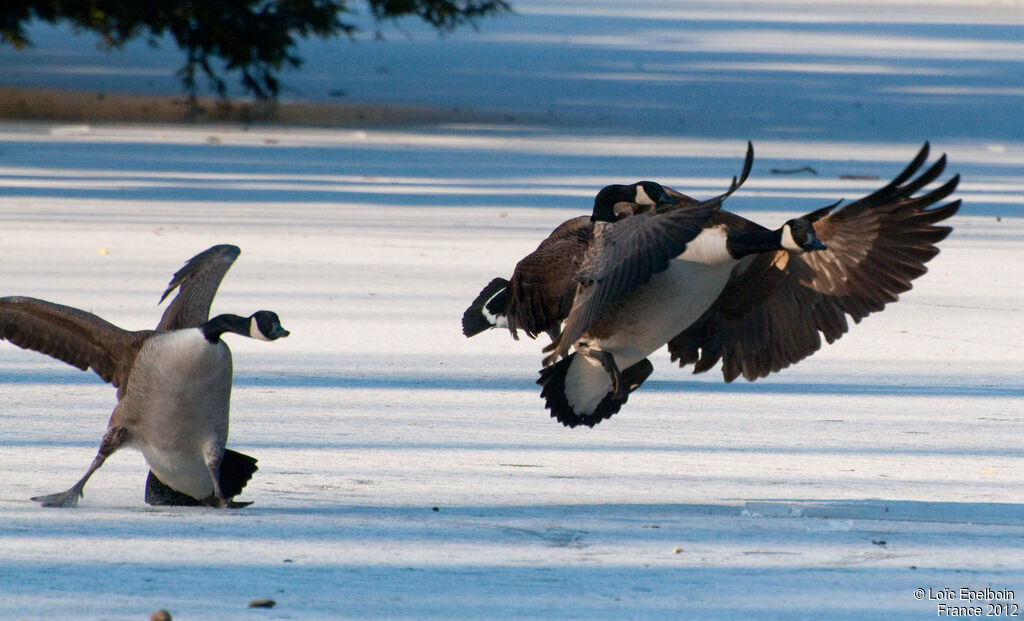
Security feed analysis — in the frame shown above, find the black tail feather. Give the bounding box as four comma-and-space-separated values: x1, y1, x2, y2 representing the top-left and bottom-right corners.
144, 449, 258, 506
145, 472, 202, 506
219, 449, 259, 499
537, 355, 652, 428
622, 358, 654, 394
462, 277, 509, 337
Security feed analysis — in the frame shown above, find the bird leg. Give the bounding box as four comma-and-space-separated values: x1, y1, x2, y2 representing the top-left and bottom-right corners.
32, 426, 129, 508
201, 441, 251, 509
202, 440, 229, 507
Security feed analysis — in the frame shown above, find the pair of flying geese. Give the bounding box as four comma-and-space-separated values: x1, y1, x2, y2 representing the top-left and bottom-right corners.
463, 142, 959, 426
1, 143, 958, 508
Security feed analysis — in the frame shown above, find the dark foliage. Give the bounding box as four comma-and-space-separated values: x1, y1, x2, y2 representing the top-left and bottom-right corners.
1, 0, 510, 100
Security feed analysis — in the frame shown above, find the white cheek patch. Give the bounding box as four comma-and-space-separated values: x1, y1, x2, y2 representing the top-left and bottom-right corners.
634, 185, 655, 206
249, 317, 271, 341
780, 224, 801, 252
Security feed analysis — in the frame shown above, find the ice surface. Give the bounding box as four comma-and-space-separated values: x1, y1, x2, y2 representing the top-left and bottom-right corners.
0, 1, 1022, 619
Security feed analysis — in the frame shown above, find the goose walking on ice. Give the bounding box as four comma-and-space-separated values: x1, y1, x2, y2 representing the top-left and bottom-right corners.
0, 245, 288, 507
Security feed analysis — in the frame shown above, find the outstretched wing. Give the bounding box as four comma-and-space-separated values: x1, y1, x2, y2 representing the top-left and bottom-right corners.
157, 244, 241, 331
668, 142, 960, 381
547, 197, 724, 363
0, 296, 147, 389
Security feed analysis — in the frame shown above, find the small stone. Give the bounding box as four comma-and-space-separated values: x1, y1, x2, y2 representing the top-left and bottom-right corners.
98, 248, 108, 256
151, 610, 172, 621
672, 547, 683, 554
248, 599, 276, 608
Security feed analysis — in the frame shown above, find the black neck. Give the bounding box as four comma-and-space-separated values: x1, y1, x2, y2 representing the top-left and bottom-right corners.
200, 314, 250, 343
591, 204, 616, 223
726, 228, 783, 258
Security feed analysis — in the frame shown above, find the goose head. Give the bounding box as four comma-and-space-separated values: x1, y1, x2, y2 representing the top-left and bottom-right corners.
780, 219, 827, 252
248, 311, 290, 341
592, 181, 676, 222
200, 311, 290, 343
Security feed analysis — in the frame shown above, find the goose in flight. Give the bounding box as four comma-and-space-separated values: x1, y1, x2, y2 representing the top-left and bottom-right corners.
463, 143, 958, 428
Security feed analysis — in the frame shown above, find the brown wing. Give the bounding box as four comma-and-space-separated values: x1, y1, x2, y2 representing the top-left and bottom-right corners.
546, 197, 724, 363
0, 296, 149, 389
157, 244, 240, 331
505, 217, 593, 339
668, 142, 960, 382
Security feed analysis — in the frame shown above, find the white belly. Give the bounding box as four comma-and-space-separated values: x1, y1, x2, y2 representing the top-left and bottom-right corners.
121, 330, 233, 499
584, 257, 737, 369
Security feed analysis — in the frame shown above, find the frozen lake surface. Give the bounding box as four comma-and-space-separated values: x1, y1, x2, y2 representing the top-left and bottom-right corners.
0, 1, 1022, 619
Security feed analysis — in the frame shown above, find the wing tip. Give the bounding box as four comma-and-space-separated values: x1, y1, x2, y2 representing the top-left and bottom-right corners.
158, 243, 242, 306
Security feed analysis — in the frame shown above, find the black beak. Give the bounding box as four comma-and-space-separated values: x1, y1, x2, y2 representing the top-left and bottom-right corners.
270, 325, 290, 339
656, 190, 678, 207
805, 237, 828, 251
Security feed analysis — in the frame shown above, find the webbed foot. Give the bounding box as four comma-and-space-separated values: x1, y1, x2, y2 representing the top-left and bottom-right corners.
201, 495, 252, 509
31, 487, 83, 508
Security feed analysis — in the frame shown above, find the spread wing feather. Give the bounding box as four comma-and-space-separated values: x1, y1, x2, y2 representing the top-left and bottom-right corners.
668, 142, 960, 381
0, 296, 148, 389
157, 244, 241, 331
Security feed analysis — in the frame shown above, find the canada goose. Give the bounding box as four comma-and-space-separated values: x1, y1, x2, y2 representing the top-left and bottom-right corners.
464, 142, 959, 428
0, 245, 289, 508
